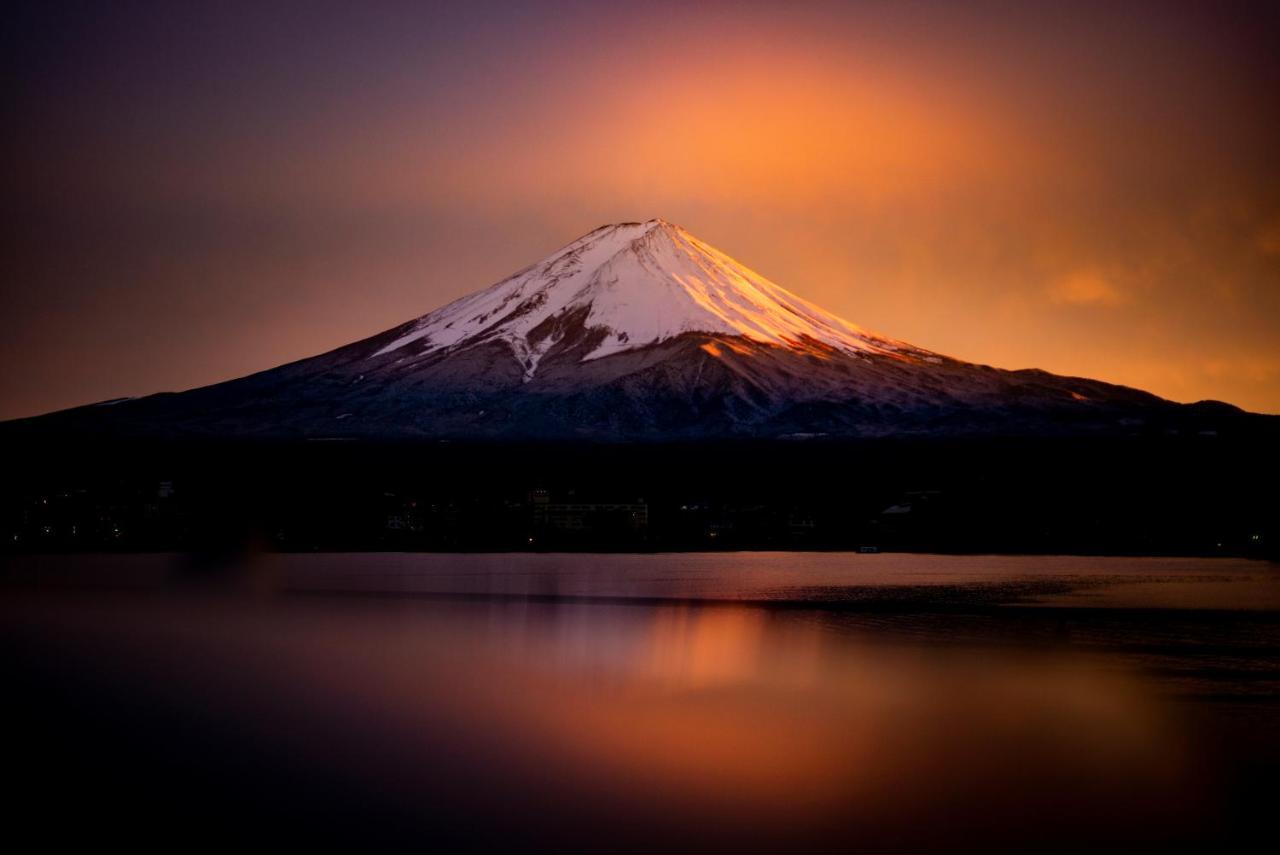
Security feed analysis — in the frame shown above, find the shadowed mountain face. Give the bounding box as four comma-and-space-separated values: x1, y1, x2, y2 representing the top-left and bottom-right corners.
5, 220, 1261, 440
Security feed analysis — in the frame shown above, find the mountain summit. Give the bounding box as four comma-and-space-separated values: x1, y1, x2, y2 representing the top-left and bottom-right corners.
6, 220, 1253, 440
372, 218, 926, 380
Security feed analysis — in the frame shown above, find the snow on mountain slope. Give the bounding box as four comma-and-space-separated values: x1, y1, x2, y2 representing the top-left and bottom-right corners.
372, 219, 933, 379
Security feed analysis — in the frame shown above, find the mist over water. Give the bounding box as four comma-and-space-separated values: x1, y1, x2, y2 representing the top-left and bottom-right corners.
4, 553, 1278, 852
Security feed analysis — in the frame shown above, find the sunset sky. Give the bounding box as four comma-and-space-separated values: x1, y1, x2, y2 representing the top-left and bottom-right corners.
4, 0, 1279, 418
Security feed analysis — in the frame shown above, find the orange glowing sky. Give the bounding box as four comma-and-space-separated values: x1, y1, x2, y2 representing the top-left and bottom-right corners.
3, 1, 1279, 417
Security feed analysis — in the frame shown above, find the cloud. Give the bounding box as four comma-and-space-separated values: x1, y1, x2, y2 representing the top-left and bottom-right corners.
1047, 270, 1125, 307
1203, 356, 1280, 383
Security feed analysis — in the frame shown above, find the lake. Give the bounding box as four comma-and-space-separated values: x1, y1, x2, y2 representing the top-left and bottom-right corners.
3, 552, 1278, 852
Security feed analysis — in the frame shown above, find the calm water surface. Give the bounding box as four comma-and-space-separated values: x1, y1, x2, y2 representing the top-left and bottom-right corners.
3, 553, 1278, 852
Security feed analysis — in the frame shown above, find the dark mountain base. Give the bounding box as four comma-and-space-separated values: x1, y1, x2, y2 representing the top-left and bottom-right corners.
3, 432, 1275, 558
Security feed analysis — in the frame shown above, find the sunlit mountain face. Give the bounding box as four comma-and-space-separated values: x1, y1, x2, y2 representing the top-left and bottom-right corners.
368, 220, 930, 368
4, 220, 1262, 441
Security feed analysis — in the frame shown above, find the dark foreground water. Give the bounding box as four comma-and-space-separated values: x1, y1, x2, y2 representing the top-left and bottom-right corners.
3, 553, 1279, 853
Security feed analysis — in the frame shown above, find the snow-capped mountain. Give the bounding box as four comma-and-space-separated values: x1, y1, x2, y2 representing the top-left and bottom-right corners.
5, 219, 1253, 440
371, 219, 931, 378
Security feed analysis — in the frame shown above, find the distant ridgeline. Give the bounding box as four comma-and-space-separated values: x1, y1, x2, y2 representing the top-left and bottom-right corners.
1, 434, 1275, 557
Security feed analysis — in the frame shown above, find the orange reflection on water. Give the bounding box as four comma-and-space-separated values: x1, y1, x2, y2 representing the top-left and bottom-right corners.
1, 591, 1218, 852
644, 605, 769, 686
